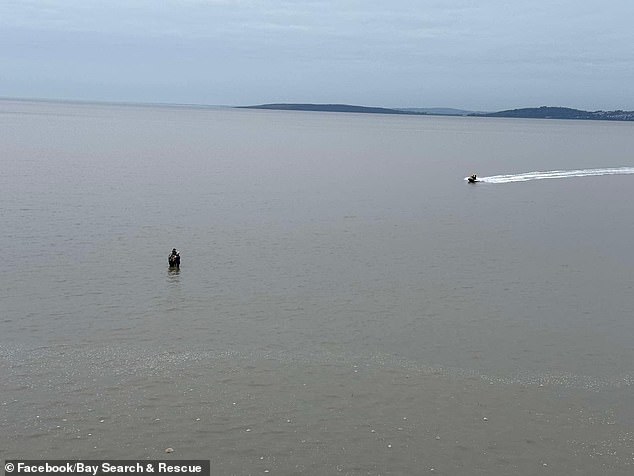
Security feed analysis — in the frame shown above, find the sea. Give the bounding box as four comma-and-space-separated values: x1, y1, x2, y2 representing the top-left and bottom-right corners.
2, 99, 634, 475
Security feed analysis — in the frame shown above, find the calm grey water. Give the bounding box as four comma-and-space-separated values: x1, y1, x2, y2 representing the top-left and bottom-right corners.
2, 99, 634, 474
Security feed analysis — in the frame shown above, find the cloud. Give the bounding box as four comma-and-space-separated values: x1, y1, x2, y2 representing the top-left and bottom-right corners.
1, 0, 634, 108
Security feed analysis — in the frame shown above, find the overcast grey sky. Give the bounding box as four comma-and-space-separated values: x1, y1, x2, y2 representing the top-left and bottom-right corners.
1, 0, 633, 110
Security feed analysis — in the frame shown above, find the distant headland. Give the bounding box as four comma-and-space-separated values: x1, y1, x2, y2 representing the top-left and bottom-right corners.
240, 104, 634, 121
471, 106, 634, 121
238, 103, 425, 115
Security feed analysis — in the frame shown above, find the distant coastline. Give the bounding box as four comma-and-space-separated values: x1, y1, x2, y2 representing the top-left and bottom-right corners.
237, 103, 426, 115
3, 98, 633, 122
240, 103, 634, 121
470, 106, 634, 121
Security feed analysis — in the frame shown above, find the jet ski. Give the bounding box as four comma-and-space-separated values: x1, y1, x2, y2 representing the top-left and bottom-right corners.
467, 174, 478, 183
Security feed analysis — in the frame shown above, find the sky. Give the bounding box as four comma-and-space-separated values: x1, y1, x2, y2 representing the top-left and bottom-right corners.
1, 0, 633, 110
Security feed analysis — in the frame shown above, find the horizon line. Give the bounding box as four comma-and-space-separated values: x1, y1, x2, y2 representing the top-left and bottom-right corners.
1, 96, 632, 115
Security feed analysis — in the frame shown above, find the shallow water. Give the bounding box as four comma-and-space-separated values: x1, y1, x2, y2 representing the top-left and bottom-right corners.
2, 99, 634, 473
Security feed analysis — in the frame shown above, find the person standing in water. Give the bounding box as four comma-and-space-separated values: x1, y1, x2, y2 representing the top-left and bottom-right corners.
168, 248, 180, 267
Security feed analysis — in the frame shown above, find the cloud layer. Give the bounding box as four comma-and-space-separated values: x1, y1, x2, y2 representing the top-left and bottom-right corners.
2, 0, 633, 109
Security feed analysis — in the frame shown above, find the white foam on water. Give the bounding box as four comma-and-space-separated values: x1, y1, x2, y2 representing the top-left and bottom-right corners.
466, 167, 634, 184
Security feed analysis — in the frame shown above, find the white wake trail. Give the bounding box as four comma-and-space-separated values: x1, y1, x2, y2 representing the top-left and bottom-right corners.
470, 167, 634, 184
